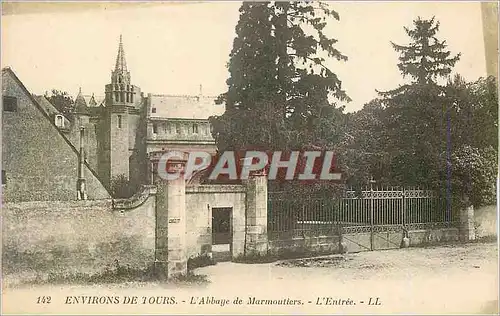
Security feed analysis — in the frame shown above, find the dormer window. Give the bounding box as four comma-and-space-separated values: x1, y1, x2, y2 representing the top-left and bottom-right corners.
152, 107, 157, 114
55, 114, 64, 128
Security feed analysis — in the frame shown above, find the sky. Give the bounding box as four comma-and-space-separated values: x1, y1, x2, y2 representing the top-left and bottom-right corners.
1, 1, 488, 112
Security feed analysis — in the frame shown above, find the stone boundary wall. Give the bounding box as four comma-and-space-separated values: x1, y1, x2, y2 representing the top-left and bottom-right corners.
3, 194, 156, 284
267, 226, 461, 257
269, 235, 341, 257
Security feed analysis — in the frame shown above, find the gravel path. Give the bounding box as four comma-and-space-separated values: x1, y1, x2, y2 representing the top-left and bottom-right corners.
2, 242, 498, 315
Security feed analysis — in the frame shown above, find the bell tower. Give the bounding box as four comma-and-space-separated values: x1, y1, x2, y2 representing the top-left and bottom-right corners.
106, 34, 137, 107
103, 35, 142, 185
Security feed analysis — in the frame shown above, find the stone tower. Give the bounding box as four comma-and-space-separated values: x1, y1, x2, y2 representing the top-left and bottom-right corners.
103, 35, 142, 185
74, 87, 90, 127
73, 87, 97, 171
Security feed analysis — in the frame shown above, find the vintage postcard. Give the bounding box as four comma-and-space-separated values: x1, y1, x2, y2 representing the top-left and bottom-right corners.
1, 1, 498, 315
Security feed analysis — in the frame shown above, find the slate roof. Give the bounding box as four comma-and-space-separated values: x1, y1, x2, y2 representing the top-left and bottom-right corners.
149, 94, 225, 120
82, 94, 105, 107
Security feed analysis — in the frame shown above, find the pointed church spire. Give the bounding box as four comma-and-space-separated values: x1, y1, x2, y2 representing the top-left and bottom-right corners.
115, 34, 127, 72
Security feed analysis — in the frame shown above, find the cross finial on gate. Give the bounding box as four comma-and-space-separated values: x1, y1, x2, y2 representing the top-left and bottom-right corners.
369, 176, 376, 191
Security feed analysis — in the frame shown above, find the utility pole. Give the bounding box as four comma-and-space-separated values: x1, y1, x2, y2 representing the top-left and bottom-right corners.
77, 126, 87, 200
370, 176, 376, 251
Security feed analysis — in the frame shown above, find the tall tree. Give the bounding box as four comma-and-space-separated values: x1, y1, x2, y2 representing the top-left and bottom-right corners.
379, 17, 461, 187
381, 16, 461, 96
211, 1, 350, 152
212, 2, 283, 151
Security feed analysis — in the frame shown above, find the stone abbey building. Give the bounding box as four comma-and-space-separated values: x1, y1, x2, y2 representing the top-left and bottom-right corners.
59, 36, 224, 189
2, 36, 224, 201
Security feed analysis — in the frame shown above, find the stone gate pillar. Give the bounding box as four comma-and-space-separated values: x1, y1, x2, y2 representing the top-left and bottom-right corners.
155, 158, 187, 278
460, 204, 476, 242
244, 170, 268, 256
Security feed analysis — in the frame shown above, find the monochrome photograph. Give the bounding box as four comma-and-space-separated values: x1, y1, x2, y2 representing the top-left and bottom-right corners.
1, 1, 498, 314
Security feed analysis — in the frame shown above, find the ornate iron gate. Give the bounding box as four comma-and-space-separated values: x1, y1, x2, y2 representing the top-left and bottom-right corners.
268, 187, 457, 252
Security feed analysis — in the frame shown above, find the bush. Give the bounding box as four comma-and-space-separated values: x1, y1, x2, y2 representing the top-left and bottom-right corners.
450, 145, 496, 208
233, 252, 278, 264
187, 254, 216, 270
110, 175, 140, 198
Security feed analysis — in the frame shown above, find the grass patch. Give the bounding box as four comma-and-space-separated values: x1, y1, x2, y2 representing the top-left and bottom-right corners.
187, 254, 216, 270
471, 235, 497, 244
7, 260, 209, 288
276, 255, 350, 268
233, 252, 278, 264
171, 272, 209, 284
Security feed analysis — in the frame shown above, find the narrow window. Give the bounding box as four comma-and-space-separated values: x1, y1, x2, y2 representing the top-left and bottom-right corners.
130, 93, 134, 103
55, 115, 64, 128
192, 123, 199, 134
175, 123, 180, 134
3, 96, 17, 112
153, 123, 158, 134
1, 170, 6, 185
118, 115, 122, 128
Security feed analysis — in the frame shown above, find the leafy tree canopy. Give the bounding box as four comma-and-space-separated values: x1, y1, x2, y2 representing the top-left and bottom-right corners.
45, 89, 75, 119
211, 1, 350, 153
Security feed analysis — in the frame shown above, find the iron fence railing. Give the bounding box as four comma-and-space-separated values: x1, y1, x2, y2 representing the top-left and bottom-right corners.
267, 188, 459, 240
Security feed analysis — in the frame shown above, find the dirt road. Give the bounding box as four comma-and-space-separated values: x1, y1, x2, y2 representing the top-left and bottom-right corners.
2, 242, 498, 315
